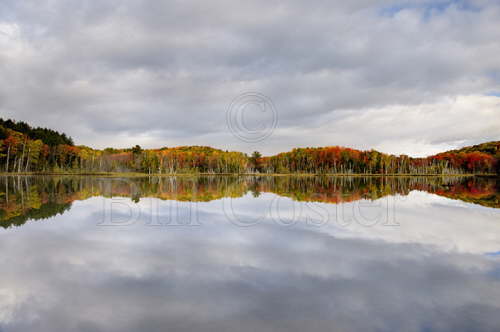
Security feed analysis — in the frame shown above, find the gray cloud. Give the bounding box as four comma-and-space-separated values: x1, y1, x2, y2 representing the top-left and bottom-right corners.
0, 0, 499, 155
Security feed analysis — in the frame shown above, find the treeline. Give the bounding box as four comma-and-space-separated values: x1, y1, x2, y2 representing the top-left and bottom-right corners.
256, 145, 499, 175
0, 117, 498, 175
0, 118, 247, 173
0, 118, 73, 146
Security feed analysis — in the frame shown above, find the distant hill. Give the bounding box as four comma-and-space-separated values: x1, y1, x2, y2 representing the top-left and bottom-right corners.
444, 141, 500, 156
431, 141, 500, 174
0, 118, 73, 146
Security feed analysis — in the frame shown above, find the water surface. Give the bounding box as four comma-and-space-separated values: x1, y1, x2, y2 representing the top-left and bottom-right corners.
1, 176, 499, 332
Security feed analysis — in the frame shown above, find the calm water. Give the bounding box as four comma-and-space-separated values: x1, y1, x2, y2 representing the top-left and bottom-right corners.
1, 175, 500, 332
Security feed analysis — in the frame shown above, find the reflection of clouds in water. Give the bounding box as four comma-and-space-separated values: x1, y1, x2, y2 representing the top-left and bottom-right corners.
0, 194, 500, 331
217, 191, 500, 254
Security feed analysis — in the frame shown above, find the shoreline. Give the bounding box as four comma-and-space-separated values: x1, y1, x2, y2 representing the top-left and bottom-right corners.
0, 172, 495, 177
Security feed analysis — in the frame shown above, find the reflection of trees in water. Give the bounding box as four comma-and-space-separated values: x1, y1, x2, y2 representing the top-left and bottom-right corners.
0, 176, 498, 228
256, 176, 499, 207
0, 176, 75, 228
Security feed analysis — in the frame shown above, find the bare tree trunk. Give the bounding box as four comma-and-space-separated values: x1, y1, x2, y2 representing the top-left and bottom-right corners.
5, 145, 10, 172
25, 148, 31, 172
13, 156, 17, 173
18, 139, 26, 173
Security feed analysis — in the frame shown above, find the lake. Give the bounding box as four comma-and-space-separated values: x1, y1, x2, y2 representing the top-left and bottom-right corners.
1, 175, 500, 332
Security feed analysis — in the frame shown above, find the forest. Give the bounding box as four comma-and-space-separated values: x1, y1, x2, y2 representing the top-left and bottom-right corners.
0, 118, 498, 175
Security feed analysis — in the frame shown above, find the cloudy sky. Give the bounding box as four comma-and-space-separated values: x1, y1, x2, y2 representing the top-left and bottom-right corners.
0, 0, 499, 156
